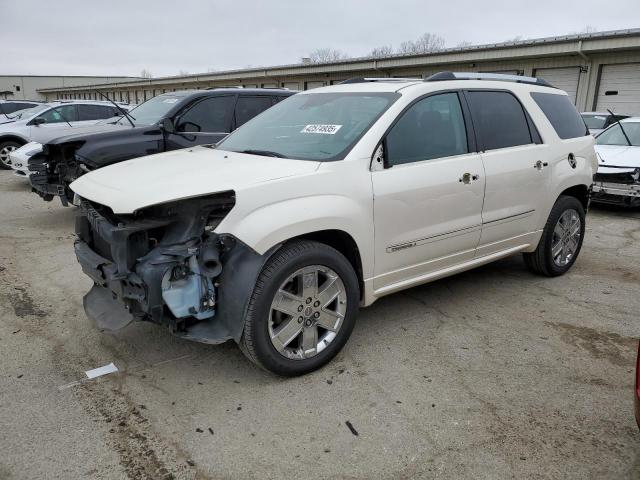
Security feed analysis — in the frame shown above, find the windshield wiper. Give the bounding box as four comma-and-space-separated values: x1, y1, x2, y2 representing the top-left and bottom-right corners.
95, 90, 136, 128
607, 109, 632, 146
239, 149, 286, 158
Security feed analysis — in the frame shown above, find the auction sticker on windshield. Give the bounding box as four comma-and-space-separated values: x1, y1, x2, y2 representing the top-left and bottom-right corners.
301, 124, 342, 134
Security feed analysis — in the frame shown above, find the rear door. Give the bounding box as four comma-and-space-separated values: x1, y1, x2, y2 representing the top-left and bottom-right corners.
372, 91, 485, 291
165, 95, 236, 150
465, 90, 550, 257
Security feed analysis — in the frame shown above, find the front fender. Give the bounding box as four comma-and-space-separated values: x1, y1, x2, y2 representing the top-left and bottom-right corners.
218, 194, 374, 278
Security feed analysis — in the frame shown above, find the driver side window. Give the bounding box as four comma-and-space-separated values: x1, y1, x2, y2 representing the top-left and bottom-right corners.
386, 92, 468, 166
177, 96, 235, 133
39, 105, 78, 124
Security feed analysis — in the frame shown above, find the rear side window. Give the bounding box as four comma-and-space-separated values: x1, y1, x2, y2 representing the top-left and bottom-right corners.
177, 95, 236, 133
235, 96, 274, 128
78, 104, 115, 121
466, 91, 533, 150
531, 92, 588, 139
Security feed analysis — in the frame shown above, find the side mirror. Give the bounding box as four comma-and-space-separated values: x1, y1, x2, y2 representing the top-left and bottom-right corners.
30, 117, 46, 126
177, 121, 201, 133
160, 118, 174, 133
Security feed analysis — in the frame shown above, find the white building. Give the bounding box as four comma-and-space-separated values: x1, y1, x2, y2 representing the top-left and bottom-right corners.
37, 28, 640, 114
0, 75, 139, 101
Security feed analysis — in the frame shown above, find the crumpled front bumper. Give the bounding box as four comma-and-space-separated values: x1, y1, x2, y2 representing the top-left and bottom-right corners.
73, 195, 263, 345
28, 152, 70, 204
592, 182, 640, 206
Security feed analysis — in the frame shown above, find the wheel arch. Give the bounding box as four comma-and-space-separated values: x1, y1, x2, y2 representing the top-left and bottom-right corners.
0, 134, 28, 146
558, 184, 590, 210
286, 229, 364, 301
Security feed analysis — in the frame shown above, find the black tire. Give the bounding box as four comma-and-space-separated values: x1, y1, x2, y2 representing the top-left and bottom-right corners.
0, 140, 22, 170
239, 240, 360, 376
523, 195, 586, 277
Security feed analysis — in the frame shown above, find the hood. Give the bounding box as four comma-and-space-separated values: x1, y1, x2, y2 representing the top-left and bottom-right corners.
595, 144, 640, 168
48, 123, 140, 146
70, 146, 321, 214
45, 123, 126, 144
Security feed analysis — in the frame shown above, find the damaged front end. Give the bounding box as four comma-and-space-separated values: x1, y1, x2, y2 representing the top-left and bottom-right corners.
592, 167, 640, 207
74, 192, 267, 344
29, 141, 86, 206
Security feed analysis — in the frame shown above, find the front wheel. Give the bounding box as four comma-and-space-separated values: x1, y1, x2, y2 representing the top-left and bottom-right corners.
523, 195, 586, 276
239, 240, 360, 376
0, 140, 22, 170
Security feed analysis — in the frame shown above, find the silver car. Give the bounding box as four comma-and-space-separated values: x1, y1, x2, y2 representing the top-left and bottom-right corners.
0, 100, 131, 169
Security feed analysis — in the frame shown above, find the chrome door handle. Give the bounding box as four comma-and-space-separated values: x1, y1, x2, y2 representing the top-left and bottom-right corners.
459, 173, 480, 184
534, 160, 549, 170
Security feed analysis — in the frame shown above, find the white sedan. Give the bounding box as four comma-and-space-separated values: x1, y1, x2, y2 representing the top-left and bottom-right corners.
593, 117, 640, 207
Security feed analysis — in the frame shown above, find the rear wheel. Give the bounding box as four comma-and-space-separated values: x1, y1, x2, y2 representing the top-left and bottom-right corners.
0, 140, 21, 170
240, 240, 359, 376
523, 195, 585, 276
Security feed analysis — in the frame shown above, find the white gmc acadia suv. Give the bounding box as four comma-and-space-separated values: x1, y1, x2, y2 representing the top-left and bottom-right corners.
69, 72, 596, 376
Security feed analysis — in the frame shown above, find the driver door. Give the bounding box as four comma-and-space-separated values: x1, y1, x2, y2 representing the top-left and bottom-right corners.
165, 95, 236, 150
28, 104, 80, 143
372, 91, 485, 291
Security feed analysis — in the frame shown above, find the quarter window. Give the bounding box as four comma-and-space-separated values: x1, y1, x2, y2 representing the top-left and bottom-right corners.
386, 92, 468, 166
177, 96, 235, 133
531, 92, 589, 139
466, 91, 533, 150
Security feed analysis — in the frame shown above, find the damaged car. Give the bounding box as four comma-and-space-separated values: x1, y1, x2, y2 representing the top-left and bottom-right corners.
28, 88, 294, 205
69, 73, 596, 376
593, 117, 640, 207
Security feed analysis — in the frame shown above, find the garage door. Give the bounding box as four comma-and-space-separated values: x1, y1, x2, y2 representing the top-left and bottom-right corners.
596, 63, 640, 115
534, 67, 580, 103
282, 82, 300, 90
305, 81, 326, 90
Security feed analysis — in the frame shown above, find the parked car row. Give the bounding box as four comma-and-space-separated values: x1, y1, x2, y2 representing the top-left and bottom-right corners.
0, 100, 132, 169
26, 88, 293, 204
3, 74, 633, 379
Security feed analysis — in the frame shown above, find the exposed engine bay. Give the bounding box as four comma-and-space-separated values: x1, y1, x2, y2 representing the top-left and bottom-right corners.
73, 191, 273, 344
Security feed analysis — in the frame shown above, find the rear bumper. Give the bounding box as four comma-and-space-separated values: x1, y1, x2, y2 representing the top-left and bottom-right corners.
591, 182, 640, 206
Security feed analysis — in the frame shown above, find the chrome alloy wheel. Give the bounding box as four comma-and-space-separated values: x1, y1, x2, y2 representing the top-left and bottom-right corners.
551, 209, 581, 267
0, 145, 17, 167
268, 265, 347, 360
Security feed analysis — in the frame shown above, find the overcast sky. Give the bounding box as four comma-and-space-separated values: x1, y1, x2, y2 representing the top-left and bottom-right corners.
1, 0, 639, 78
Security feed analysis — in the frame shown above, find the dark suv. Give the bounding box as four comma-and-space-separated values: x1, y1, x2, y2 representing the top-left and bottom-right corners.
29, 88, 294, 205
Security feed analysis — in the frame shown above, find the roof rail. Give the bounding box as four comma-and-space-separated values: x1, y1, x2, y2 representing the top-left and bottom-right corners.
424, 71, 555, 88
340, 77, 421, 84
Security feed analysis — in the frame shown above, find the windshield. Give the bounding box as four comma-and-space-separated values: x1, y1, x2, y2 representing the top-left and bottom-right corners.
581, 114, 608, 129
117, 95, 182, 126
218, 92, 400, 161
596, 122, 640, 146
7, 104, 50, 120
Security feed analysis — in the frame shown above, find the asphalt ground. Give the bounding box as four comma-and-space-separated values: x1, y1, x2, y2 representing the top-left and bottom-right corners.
1, 170, 638, 479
